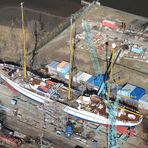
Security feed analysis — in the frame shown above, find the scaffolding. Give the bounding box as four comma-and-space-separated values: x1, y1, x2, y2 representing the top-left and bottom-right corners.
107, 44, 118, 148
107, 94, 119, 148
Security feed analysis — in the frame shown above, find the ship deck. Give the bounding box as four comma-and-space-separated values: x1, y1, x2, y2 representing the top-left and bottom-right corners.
0, 64, 143, 124
77, 95, 142, 123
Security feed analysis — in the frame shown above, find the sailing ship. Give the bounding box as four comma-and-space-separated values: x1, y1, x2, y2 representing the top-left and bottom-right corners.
0, 3, 143, 127
0, 64, 143, 126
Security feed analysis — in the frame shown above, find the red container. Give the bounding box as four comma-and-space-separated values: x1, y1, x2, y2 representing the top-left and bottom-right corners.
116, 126, 135, 137
38, 85, 48, 93
45, 80, 55, 85
0, 135, 22, 148
101, 20, 116, 29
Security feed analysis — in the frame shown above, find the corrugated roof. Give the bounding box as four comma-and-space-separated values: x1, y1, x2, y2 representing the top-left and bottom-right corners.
87, 74, 104, 87
139, 94, 148, 103
57, 61, 69, 68
79, 72, 92, 82
121, 83, 145, 101
122, 84, 136, 93
130, 87, 145, 101
46, 61, 59, 73
139, 94, 148, 110
73, 71, 84, 83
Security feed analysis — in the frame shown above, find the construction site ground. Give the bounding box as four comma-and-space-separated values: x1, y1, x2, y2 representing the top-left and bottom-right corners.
0, 3, 148, 148
34, 4, 148, 91
0, 76, 148, 148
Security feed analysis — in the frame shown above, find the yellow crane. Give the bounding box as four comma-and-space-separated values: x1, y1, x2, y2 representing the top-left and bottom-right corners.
68, 17, 73, 100
20, 2, 27, 80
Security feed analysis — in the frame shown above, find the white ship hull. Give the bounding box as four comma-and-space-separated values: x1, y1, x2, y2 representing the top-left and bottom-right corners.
0, 74, 53, 104
0, 74, 142, 126
64, 106, 142, 126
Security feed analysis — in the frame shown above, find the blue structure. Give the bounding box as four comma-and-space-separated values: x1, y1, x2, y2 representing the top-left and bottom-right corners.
47, 61, 59, 68
130, 86, 145, 101
65, 121, 73, 137
87, 74, 107, 88
92, 140, 98, 148
120, 83, 145, 105
131, 47, 143, 54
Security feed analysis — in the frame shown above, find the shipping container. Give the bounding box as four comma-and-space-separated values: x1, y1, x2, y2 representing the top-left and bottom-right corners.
46, 61, 59, 74
117, 83, 136, 97
139, 94, 148, 110
65, 121, 73, 137
101, 20, 116, 29
73, 71, 83, 83
118, 83, 145, 104
116, 126, 135, 137
86, 74, 105, 88
130, 86, 145, 101
57, 61, 70, 74
38, 85, 48, 93
0, 134, 22, 148
45, 80, 55, 85
79, 72, 92, 83
131, 47, 144, 54
64, 73, 69, 80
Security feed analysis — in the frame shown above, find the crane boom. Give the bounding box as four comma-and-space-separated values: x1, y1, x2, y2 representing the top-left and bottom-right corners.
82, 20, 102, 75
107, 44, 118, 148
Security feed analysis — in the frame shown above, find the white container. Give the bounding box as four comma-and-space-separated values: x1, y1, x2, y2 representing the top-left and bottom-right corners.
73, 71, 83, 83
57, 61, 70, 74
79, 72, 92, 83
118, 83, 136, 97
64, 73, 69, 80
139, 94, 148, 110
46, 61, 59, 74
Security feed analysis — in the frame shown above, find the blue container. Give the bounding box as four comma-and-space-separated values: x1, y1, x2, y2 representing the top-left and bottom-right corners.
87, 74, 106, 88
130, 86, 145, 101
58, 65, 70, 74
49, 61, 59, 68
121, 84, 145, 105
131, 47, 143, 54
65, 123, 73, 137
62, 66, 69, 74
59, 71, 69, 78
92, 140, 97, 148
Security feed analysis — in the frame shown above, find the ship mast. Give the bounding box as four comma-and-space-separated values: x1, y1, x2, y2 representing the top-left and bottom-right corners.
68, 17, 73, 101
20, 2, 27, 80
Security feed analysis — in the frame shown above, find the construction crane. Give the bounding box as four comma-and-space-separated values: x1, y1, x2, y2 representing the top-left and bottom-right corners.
20, 2, 27, 80
82, 20, 102, 75
82, 19, 118, 148
107, 43, 118, 148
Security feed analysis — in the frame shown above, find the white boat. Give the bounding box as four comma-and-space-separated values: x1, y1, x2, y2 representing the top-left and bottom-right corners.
63, 106, 143, 126
0, 69, 143, 126
63, 95, 143, 126
0, 74, 53, 104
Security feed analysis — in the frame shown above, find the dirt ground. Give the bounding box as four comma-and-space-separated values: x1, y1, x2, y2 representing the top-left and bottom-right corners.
0, 7, 65, 64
